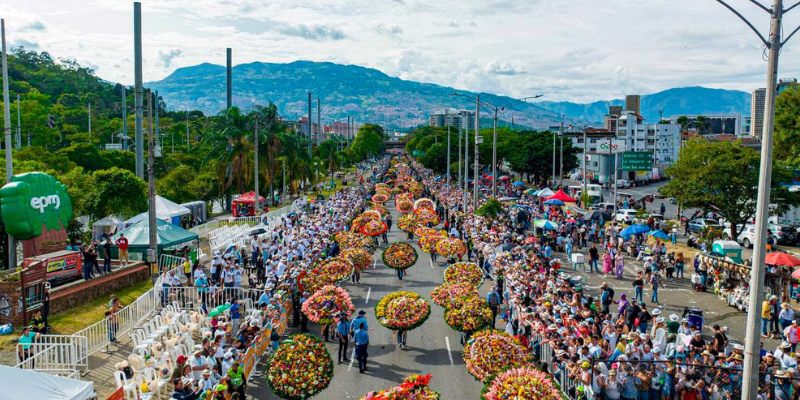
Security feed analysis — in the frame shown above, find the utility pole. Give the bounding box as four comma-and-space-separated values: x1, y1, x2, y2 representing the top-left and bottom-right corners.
15, 94, 20, 149
186, 113, 190, 151
122, 86, 127, 143
88, 103, 91, 142
254, 115, 259, 214
134, 2, 144, 179
463, 114, 469, 210
154, 91, 160, 151
282, 157, 286, 208
307, 92, 312, 158
226, 48, 232, 109
473, 95, 480, 209
552, 130, 556, 188
559, 114, 564, 188
446, 109, 451, 188
715, 0, 798, 398
458, 118, 462, 190
582, 125, 587, 204
317, 98, 321, 144
146, 90, 158, 271
491, 106, 498, 198
2, 19, 15, 270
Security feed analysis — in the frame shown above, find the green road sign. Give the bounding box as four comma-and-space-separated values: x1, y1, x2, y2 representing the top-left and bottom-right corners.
621, 151, 653, 172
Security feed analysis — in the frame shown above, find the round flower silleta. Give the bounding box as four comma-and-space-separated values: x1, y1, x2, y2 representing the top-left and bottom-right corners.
430, 283, 479, 308
375, 291, 431, 332
360, 374, 441, 400
266, 333, 333, 400
372, 193, 390, 203
418, 235, 443, 253
482, 367, 563, 400
342, 248, 372, 273
301, 285, 355, 325
317, 257, 354, 283
435, 238, 467, 258
444, 297, 492, 333
335, 231, 376, 253
463, 330, 528, 382
382, 242, 419, 270
371, 203, 388, 216
398, 214, 419, 233
413, 198, 435, 211
414, 227, 440, 238
413, 208, 440, 226
361, 220, 388, 237
396, 199, 414, 214
444, 262, 484, 288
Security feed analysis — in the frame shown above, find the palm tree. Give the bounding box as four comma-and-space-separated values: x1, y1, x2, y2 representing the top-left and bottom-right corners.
202, 107, 254, 209
316, 140, 341, 188
254, 103, 287, 205
695, 115, 711, 134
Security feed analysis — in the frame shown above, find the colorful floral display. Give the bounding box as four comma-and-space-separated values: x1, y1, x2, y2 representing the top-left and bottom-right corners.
342, 248, 372, 273
375, 183, 390, 192
463, 330, 528, 382
301, 285, 355, 325
435, 238, 467, 257
375, 291, 431, 331
430, 283, 479, 308
413, 208, 440, 226
444, 297, 492, 332
418, 235, 443, 253
444, 262, 484, 288
397, 214, 419, 233
382, 242, 419, 270
361, 220, 389, 237
413, 198, 435, 211
352, 212, 380, 232
363, 210, 382, 220
396, 199, 414, 214
317, 257, 354, 283
266, 333, 333, 400
335, 231, 376, 253
360, 374, 441, 400
481, 367, 564, 400
414, 226, 440, 238
371, 203, 389, 216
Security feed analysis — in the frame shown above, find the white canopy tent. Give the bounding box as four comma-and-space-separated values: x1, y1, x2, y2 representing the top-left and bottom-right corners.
0, 365, 94, 400
123, 195, 191, 226
91, 214, 125, 241
537, 188, 555, 198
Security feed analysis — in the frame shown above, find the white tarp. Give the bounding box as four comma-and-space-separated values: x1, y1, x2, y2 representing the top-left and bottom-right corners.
537, 188, 555, 198
123, 195, 191, 225
0, 365, 94, 400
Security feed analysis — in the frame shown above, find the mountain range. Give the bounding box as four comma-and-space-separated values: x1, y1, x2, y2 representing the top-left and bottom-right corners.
147, 61, 752, 130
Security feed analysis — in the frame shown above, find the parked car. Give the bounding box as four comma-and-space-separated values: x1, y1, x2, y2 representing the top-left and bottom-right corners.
615, 209, 638, 224
616, 179, 631, 189
687, 218, 723, 235
593, 203, 616, 213
769, 224, 797, 246
736, 225, 757, 248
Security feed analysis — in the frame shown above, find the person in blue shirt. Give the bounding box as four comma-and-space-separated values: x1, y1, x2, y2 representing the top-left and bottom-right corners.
352, 310, 368, 336
257, 290, 271, 308
354, 322, 370, 373
230, 300, 241, 336
336, 313, 351, 364
486, 288, 501, 329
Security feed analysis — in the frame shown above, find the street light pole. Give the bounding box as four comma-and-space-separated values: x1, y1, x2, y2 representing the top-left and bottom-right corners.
552, 131, 556, 187
582, 126, 587, 203
2, 19, 15, 269
492, 107, 498, 198
559, 115, 564, 188
458, 119, 462, 190
714, 0, 797, 398
254, 115, 259, 214
473, 95, 480, 209
446, 109, 451, 188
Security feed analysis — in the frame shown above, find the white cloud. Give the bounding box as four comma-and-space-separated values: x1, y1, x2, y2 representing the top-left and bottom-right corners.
0, 0, 796, 103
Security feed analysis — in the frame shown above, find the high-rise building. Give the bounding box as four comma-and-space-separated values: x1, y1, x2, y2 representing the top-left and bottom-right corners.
616, 111, 680, 165
669, 114, 742, 136
751, 88, 766, 136
625, 95, 641, 115
604, 115, 619, 134
428, 109, 475, 131
608, 105, 623, 117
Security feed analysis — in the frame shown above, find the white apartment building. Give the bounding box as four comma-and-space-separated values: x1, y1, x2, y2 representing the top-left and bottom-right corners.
617, 112, 680, 165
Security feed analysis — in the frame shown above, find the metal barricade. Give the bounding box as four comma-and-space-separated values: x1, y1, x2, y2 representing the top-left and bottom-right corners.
15, 335, 89, 374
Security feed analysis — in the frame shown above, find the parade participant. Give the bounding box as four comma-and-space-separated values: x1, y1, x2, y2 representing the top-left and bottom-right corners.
354, 321, 370, 373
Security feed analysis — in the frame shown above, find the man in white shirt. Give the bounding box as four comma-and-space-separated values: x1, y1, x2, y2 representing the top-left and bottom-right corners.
188, 350, 207, 380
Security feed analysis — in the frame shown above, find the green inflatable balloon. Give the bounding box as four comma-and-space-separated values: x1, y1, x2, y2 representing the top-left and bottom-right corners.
0, 172, 73, 240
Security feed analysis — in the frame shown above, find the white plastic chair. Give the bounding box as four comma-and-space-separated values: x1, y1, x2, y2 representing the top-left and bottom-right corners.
653, 328, 667, 352
113, 370, 138, 400
142, 367, 168, 398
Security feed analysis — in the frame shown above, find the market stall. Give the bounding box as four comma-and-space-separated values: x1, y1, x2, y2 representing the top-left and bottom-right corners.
697, 253, 794, 313
122, 195, 191, 227
113, 218, 199, 263
232, 191, 268, 217
91, 214, 124, 241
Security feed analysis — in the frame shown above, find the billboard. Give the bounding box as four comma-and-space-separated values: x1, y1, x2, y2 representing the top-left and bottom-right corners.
622, 151, 653, 172
597, 139, 626, 152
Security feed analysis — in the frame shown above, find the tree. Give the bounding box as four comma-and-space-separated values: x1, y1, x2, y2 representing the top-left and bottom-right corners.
695, 115, 710, 134
661, 139, 800, 239
506, 131, 580, 184
351, 126, 384, 158
316, 140, 341, 184
774, 86, 800, 164
202, 106, 254, 201
88, 167, 148, 220
157, 165, 199, 204
476, 198, 504, 219
358, 123, 385, 138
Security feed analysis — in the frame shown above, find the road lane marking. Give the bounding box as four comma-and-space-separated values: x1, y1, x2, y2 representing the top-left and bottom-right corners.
373, 259, 377, 269
445, 336, 454, 365
365, 287, 372, 304
348, 347, 356, 371
430, 259, 434, 269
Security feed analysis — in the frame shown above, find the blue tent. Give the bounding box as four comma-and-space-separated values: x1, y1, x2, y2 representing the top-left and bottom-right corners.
544, 199, 565, 206
648, 230, 670, 241
513, 181, 525, 186
620, 224, 651, 238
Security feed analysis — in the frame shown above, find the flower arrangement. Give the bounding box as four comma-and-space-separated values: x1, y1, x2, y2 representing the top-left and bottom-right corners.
396, 199, 414, 214
382, 242, 419, 270
481, 367, 564, 400
376, 183, 390, 192
414, 227, 440, 238
418, 235, 443, 253
397, 214, 419, 233
317, 257, 355, 283
444, 262, 484, 288
301, 285, 355, 325
408, 183, 424, 196
342, 248, 372, 273
371, 203, 389, 216
362, 210, 382, 220
352, 213, 380, 232
361, 220, 388, 237
435, 238, 467, 258
335, 231, 376, 253
414, 208, 440, 226
430, 283, 478, 308
463, 330, 528, 382
375, 291, 431, 331
371, 194, 389, 203
266, 333, 333, 400
413, 198, 435, 211
360, 374, 441, 400
444, 297, 492, 333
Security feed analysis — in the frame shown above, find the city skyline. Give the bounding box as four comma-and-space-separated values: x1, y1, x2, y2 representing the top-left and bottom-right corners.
2, 0, 800, 103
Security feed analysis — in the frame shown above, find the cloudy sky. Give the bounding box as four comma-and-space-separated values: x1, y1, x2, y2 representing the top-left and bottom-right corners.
2, 0, 799, 103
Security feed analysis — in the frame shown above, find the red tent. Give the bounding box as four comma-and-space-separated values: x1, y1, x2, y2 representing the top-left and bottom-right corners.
766, 252, 800, 267
232, 191, 268, 217
545, 189, 577, 203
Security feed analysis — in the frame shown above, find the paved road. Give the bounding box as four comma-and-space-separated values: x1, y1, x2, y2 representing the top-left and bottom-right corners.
248, 207, 486, 399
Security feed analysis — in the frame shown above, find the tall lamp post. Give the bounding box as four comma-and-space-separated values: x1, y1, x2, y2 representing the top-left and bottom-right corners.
714, 1, 800, 398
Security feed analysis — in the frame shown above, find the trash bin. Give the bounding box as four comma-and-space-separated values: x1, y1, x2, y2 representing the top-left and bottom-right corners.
683, 307, 704, 331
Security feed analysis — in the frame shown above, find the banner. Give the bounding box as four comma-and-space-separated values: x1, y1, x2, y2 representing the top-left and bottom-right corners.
621, 151, 653, 171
